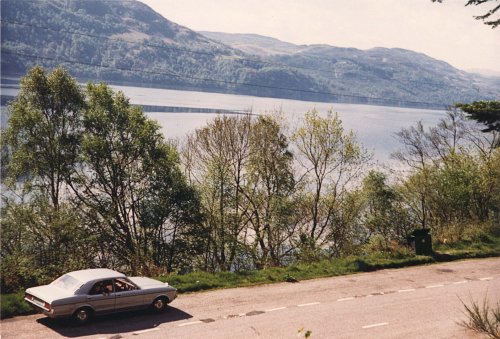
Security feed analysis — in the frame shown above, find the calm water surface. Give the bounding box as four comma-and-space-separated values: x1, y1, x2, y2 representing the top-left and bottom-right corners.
2, 84, 447, 164
112, 85, 446, 164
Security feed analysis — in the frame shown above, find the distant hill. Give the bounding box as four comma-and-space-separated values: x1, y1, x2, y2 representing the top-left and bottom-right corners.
1, 0, 499, 109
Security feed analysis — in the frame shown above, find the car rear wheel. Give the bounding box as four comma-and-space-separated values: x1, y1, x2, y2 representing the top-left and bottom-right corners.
73, 307, 93, 325
151, 297, 168, 313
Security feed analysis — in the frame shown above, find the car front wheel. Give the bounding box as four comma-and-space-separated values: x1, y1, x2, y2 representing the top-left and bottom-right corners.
151, 297, 168, 313
73, 307, 93, 325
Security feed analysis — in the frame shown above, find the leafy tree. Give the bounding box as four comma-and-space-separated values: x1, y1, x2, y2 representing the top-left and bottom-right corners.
1, 66, 92, 290
362, 171, 412, 248
293, 109, 370, 248
3, 65, 84, 209
245, 115, 297, 267
182, 115, 252, 271
393, 108, 498, 241
432, 0, 500, 28
68, 83, 199, 274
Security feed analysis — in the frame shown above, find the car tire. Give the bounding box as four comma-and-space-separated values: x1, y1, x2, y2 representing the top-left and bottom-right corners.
151, 297, 168, 313
73, 307, 93, 325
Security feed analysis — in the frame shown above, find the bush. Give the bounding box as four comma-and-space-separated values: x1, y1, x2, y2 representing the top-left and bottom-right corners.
0, 292, 35, 319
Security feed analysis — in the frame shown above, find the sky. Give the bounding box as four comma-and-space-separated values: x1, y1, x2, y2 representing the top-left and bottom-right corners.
140, 0, 500, 74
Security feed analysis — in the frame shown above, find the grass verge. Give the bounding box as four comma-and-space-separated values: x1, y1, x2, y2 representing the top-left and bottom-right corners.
2, 236, 498, 319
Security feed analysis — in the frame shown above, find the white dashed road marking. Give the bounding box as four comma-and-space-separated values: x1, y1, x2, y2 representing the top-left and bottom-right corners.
479, 277, 493, 281
132, 328, 160, 335
265, 307, 287, 312
362, 322, 389, 329
337, 297, 355, 302
398, 289, 415, 293
297, 302, 320, 307
178, 321, 203, 327
453, 280, 468, 285
425, 284, 444, 288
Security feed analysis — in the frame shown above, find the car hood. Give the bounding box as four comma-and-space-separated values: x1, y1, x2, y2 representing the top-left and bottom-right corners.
128, 277, 172, 290
25, 285, 74, 304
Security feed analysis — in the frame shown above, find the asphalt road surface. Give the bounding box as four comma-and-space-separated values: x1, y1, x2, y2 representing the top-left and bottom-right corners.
2, 257, 499, 338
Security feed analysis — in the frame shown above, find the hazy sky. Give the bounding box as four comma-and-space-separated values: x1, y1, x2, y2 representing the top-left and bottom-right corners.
141, 0, 500, 73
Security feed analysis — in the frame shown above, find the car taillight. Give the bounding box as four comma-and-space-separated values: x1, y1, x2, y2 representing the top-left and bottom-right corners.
44, 302, 51, 311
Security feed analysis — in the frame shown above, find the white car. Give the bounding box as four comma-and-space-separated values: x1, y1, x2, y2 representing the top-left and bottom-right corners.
24, 268, 177, 324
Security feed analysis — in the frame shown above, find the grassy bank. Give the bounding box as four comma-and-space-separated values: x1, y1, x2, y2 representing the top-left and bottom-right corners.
2, 237, 498, 319
159, 254, 434, 293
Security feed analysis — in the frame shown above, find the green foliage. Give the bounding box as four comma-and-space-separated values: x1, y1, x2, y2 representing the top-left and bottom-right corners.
293, 109, 370, 252
1, 67, 203, 290
0, 292, 35, 319
362, 170, 413, 248
68, 82, 201, 275
457, 101, 500, 136
3, 65, 84, 207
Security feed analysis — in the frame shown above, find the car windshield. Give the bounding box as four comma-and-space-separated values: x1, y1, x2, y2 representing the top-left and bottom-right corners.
51, 274, 82, 292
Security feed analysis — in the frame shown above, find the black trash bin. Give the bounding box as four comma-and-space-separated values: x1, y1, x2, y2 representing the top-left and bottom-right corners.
408, 229, 432, 255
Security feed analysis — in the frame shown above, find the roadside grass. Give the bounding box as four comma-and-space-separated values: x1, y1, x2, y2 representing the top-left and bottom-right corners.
433, 234, 500, 261
160, 254, 434, 293
2, 235, 498, 319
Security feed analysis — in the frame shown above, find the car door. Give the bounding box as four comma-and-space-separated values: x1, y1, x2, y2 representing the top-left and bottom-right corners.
113, 278, 144, 311
85, 279, 116, 314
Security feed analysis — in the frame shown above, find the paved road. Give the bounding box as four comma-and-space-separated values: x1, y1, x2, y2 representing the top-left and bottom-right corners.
2, 257, 499, 338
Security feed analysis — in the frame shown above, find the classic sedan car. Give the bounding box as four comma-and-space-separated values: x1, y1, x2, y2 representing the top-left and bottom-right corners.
24, 268, 177, 324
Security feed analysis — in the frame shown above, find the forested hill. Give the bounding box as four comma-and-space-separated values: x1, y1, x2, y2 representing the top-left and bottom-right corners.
1, 0, 499, 108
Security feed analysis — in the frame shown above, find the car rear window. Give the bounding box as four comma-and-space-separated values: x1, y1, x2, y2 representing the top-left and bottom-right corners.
51, 274, 82, 291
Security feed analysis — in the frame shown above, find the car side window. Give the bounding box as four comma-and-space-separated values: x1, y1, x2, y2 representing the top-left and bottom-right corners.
89, 280, 114, 295
114, 278, 138, 292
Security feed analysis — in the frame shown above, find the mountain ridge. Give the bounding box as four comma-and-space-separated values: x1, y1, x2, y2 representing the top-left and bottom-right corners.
1, 0, 499, 109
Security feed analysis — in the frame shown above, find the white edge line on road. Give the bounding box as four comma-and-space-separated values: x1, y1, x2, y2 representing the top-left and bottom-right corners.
265, 307, 287, 312
453, 280, 468, 285
133, 328, 160, 334
337, 297, 355, 302
425, 284, 444, 288
479, 277, 493, 281
397, 289, 415, 293
362, 322, 389, 329
297, 302, 320, 307
178, 321, 203, 327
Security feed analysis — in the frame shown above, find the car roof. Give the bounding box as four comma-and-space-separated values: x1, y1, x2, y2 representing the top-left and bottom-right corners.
67, 268, 126, 282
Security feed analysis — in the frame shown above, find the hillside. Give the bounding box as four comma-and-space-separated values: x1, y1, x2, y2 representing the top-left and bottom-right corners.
1, 0, 499, 108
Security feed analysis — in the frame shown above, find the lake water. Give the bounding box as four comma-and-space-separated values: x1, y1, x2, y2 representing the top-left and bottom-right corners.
1, 84, 447, 164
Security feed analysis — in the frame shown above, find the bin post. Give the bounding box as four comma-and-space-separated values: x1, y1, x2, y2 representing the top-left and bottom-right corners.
408, 228, 432, 255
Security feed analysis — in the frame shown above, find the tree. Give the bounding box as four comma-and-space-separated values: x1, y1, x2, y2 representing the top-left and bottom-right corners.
245, 115, 297, 267
432, 0, 500, 28
3, 65, 85, 209
456, 101, 500, 147
182, 114, 252, 271
362, 171, 412, 248
1, 66, 92, 290
293, 110, 370, 249
393, 107, 498, 240
68, 83, 199, 274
